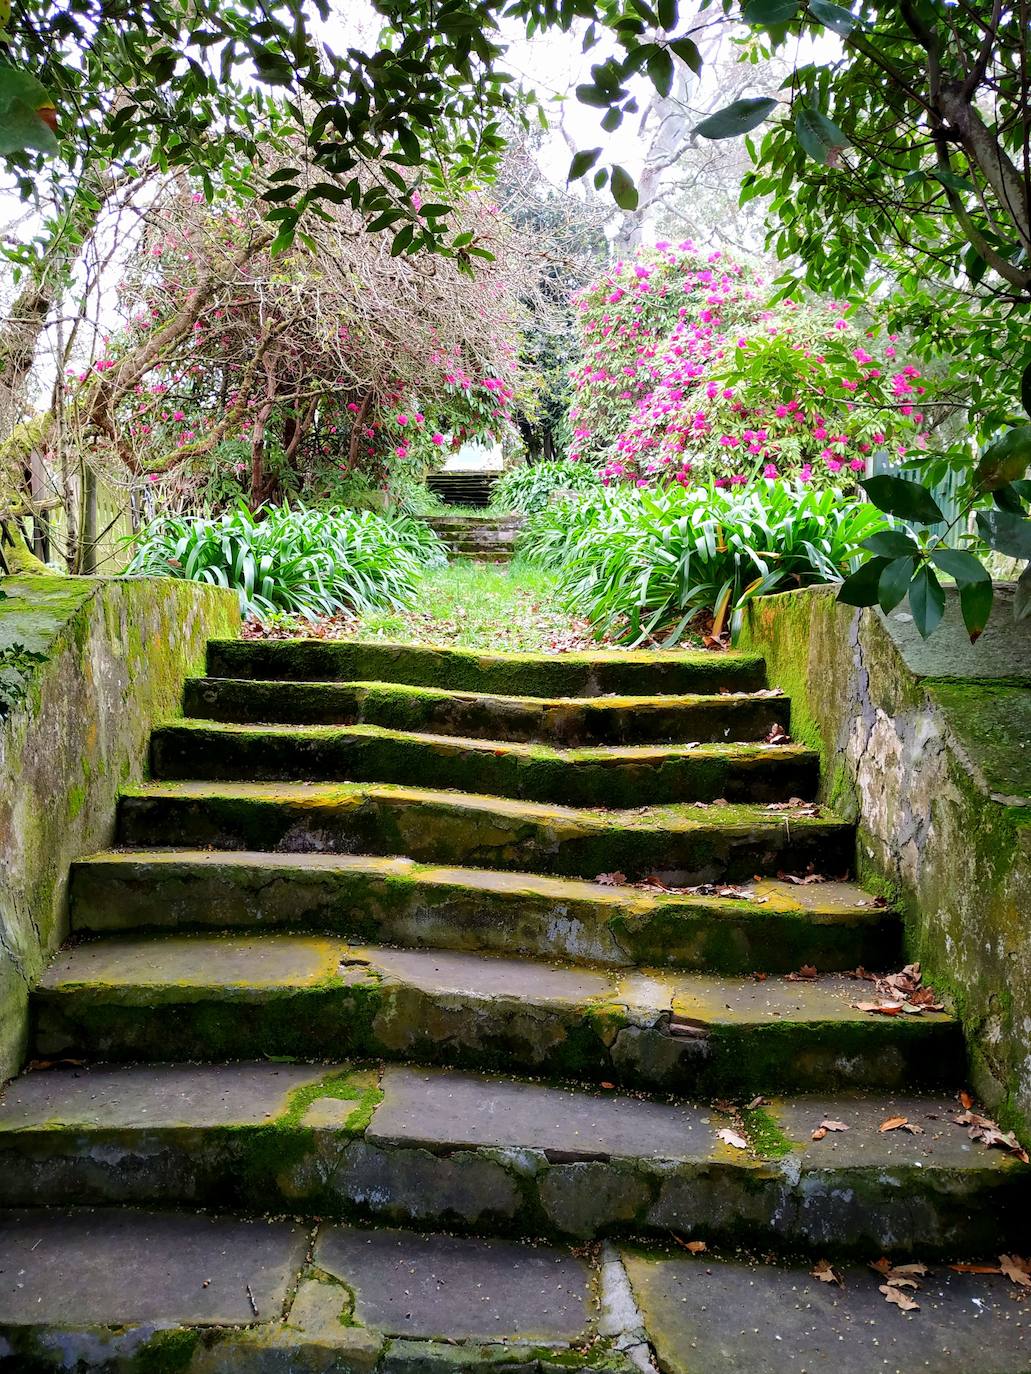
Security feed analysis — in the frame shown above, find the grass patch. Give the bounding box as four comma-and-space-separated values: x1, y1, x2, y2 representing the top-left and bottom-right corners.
244, 560, 614, 651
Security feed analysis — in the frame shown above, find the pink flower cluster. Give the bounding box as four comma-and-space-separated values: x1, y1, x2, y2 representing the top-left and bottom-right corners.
568, 244, 929, 491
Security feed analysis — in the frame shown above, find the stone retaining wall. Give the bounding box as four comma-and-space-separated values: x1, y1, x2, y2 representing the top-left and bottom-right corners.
0, 576, 238, 1081
739, 583, 1031, 1137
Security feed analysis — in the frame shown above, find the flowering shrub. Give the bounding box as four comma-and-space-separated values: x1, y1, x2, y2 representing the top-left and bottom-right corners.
60, 181, 529, 511
569, 243, 930, 490
520, 481, 891, 645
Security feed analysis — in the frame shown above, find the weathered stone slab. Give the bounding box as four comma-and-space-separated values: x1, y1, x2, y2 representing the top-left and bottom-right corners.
370, 1066, 714, 1160
367, 947, 611, 1003
623, 1252, 1031, 1374
0, 1209, 306, 1325
0, 1061, 326, 1130
70, 848, 900, 977
316, 1225, 593, 1342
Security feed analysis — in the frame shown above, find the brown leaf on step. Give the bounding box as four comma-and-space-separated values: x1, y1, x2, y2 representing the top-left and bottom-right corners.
890, 1264, 929, 1277
746, 1096, 768, 1110
762, 722, 791, 745
880, 1284, 920, 1310
811, 1259, 842, 1286
786, 963, 818, 981
595, 872, 627, 886
1000, 1256, 1031, 1288
869, 1258, 895, 1276
820, 1119, 850, 1132
27, 1058, 87, 1071
717, 1128, 749, 1150
873, 895, 889, 907
685, 1240, 708, 1253
599, 1082, 615, 1090
959, 1090, 974, 1110
811, 1127, 828, 1141
777, 868, 826, 885
879, 1116, 911, 1133
952, 1110, 1031, 1163
854, 1001, 904, 1015
751, 971, 768, 982
950, 1263, 1003, 1274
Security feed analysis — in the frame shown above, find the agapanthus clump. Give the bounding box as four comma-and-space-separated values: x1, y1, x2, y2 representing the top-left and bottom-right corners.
569, 242, 929, 490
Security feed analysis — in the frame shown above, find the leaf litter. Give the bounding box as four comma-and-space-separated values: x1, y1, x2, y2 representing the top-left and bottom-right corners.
850, 961, 945, 1016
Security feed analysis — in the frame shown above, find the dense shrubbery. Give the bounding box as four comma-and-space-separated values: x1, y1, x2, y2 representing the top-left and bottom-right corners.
489, 459, 600, 514
569, 244, 931, 491
124, 502, 446, 619
522, 482, 890, 645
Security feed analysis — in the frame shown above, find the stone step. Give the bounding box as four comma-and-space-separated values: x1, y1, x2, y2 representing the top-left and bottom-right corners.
32, 935, 960, 1092
0, 1063, 1022, 1254
183, 677, 792, 745
149, 721, 819, 808
116, 782, 856, 884
3, 1212, 1027, 1374
70, 851, 899, 975
205, 639, 768, 696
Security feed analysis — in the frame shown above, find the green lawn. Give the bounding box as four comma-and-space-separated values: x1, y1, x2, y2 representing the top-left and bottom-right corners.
349, 559, 607, 651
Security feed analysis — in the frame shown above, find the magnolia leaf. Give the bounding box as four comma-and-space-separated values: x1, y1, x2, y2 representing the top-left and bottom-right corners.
975, 425, 1031, 492
567, 147, 601, 181
808, 0, 857, 34
837, 555, 888, 607
959, 579, 994, 643
862, 529, 919, 559
878, 556, 915, 614
976, 508, 1031, 559
610, 163, 639, 210
694, 96, 778, 140
908, 565, 946, 639
646, 46, 674, 96
0, 97, 59, 154
794, 103, 849, 166
929, 548, 990, 585
669, 35, 703, 74
741, 0, 798, 22
1016, 563, 1031, 621
861, 475, 944, 525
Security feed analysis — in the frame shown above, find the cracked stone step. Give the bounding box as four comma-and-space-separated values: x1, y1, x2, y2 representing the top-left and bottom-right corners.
182, 677, 791, 746
623, 1251, 1031, 1374
0, 1212, 616, 1371
205, 639, 768, 697
148, 720, 819, 808
30, 935, 961, 1092
0, 1062, 1023, 1254
70, 850, 901, 975
115, 781, 856, 885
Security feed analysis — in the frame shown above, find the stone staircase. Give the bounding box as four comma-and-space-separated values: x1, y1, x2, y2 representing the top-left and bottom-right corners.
1, 640, 1029, 1372
426, 471, 497, 507
424, 512, 524, 562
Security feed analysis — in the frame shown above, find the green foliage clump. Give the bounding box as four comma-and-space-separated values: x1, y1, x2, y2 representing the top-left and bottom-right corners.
489, 459, 601, 515
124, 502, 446, 619
522, 481, 890, 646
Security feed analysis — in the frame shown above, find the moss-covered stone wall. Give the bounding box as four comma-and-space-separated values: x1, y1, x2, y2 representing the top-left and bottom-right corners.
0, 576, 239, 1081
738, 584, 1031, 1138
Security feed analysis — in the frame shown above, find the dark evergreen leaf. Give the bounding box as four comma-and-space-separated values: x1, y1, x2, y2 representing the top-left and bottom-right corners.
908, 566, 946, 638
861, 475, 945, 525
837, 555, 889, 606
694, 96, 778, 139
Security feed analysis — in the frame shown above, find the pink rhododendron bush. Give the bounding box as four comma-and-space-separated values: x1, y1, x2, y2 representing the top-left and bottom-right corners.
569, 243, 930, 490
53, 180, 530, 511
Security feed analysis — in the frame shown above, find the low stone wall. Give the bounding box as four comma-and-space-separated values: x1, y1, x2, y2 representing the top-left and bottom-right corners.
739, 583, 1031, 1137
0, 576, 239, 1081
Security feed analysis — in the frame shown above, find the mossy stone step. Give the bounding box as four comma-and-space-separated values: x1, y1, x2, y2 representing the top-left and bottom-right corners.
31, 935, 960, 1093
149, 721, 819, 808
0, 1063, 1022, 1254
71, 850, 900, 975
183, 677, 789, 746
206, 639, 768, 697
116, 781, 856, 884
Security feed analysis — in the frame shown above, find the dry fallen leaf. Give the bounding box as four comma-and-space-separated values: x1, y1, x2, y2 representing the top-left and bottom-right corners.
786, 964, 819, 981
1000, 1256, 1031, 1288
717, 1128, 749, 1150
879, 1116, 910, 1133
811, 1259, 842, 1286
595, 872, 627, 886
854, 1000, 905, 1015
811, 1127, 828, 1141
880, 1284, 920, 1311
746, 1096, 768, 1110
959, 1089, 974, 1110
950, 1263, 1002, 1275
820, 1119, 850, 1132
685, 1240, 708, 1254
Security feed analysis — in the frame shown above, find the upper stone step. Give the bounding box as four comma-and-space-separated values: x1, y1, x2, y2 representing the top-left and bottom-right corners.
32, 934, 961, 1093
149, 721, 819, 808
2, 1212, 1030, 1374
116, 781, 856, 884
183, 677, 790, 746
0, 1062, 1021, 1254
205, 640, 768, 697
71, 850, 900, 975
